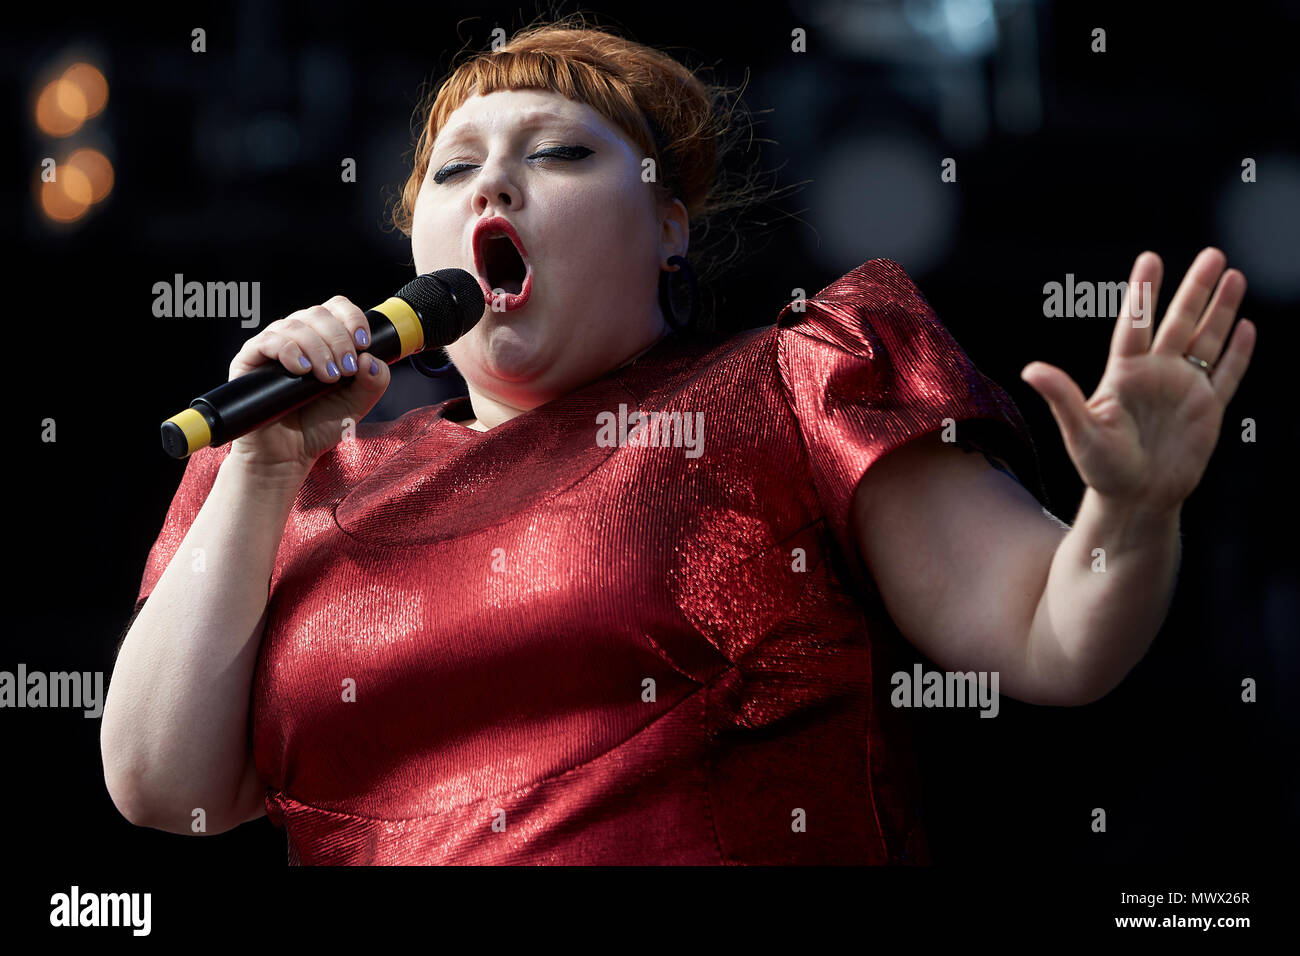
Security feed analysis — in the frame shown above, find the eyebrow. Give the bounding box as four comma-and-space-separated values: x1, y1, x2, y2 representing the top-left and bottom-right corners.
435, 110, 595, 151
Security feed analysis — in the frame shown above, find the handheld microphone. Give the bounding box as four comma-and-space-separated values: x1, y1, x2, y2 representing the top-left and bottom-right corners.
160, 268, 484, 459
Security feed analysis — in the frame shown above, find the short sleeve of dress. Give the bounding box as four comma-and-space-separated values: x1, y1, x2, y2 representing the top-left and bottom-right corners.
776, 258, 1048, 581
131, 444, 232, 615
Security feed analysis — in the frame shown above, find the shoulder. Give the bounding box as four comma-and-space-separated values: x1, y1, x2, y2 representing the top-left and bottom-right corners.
644, 257, 921, 379
775, 258, 930, 349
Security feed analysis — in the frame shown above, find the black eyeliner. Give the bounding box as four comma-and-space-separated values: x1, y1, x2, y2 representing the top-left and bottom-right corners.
432, 145, 593, 184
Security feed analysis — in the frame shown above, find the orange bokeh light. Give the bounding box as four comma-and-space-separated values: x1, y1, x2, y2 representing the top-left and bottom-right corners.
55, 77, 88, 120
39, 166, 92, 222
36, 80, 83, 137
33, 62, 109, 137
67, 148, 114, 203
63, 63, 108, 117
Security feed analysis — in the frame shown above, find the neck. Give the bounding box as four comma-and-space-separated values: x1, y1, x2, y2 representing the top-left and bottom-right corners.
616, 328, 673, 369
456, 390, 525, 431
459, 326, 674, 432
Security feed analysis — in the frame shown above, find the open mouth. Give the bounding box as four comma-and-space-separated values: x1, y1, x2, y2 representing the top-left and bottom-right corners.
472, 218, 534, 312
481, 235, 528, 296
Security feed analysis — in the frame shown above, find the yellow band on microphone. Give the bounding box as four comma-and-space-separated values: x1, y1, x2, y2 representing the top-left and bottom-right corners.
371, 296, 424, 358
165, 407, 211, 456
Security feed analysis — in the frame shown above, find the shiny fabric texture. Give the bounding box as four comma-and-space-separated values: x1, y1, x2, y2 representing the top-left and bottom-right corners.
133, 258, 1044, 865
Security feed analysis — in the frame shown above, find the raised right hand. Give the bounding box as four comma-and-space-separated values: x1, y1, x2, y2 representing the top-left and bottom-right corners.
227, 295, 392, 476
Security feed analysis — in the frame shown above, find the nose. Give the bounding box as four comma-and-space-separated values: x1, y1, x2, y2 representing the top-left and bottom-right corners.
472, 162, 520, 215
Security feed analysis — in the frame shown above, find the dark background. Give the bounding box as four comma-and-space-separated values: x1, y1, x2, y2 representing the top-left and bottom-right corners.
4, 0, 1296, 877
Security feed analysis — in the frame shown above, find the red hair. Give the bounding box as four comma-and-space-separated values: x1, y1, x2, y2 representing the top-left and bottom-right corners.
387, 12, 781, 328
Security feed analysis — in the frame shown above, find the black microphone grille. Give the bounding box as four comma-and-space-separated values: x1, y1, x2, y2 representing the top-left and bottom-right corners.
395, 269, 485, 342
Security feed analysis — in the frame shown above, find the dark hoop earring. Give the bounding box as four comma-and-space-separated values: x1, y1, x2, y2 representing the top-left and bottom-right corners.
409, 349, 460, 379
658, 255, 698, 332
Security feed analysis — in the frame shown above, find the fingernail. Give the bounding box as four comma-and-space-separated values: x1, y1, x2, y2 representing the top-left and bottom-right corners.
355, 328, 369, 347
298, 356, 311, 370
326, 360, 340, 377
343, 353, 357, 373
369, 357, 379, 375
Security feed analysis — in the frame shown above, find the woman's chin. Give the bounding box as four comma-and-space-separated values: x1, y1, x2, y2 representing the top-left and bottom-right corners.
474, 328, 553, 384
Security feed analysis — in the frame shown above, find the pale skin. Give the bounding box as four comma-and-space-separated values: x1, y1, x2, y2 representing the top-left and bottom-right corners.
854, 247, 1256, 706
414, 89, 1258, 706
412, 88, 685, 430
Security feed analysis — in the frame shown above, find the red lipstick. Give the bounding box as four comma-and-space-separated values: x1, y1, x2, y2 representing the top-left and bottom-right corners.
472, 216, 532, 312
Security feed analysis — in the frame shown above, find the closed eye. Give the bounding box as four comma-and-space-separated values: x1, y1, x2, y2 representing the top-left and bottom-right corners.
432, 145, 594, 185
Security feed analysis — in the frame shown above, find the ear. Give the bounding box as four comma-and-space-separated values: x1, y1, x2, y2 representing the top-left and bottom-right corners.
658, 197, 689, 263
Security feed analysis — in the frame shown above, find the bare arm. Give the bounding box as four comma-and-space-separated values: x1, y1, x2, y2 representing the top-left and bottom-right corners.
1023, 488, 1180, 704
852, 429, 1182, 706
101, 455, 308, 833
852, 430, 1070, 704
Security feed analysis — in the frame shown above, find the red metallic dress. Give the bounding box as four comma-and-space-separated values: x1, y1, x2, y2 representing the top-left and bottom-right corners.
133, 258, 1044, 865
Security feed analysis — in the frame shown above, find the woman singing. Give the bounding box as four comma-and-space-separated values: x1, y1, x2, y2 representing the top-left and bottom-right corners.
101, 17, 1256, 864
